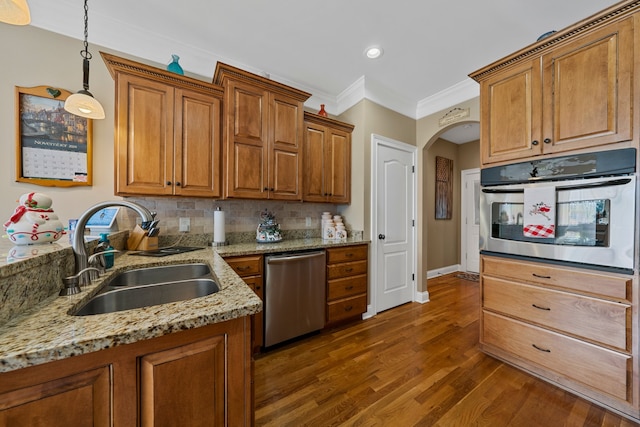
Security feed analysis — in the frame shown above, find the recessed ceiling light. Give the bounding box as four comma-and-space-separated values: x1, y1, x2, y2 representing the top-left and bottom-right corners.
365, 46, 383, 59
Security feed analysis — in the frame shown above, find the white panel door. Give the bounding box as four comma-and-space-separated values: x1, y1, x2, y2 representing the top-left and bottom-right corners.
376, 143, 414, 312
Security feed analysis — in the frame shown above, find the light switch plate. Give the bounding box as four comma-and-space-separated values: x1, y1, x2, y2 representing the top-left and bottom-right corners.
179, 217, 190, 232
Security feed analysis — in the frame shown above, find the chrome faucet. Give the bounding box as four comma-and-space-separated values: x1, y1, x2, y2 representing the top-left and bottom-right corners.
72, 201, 154, 286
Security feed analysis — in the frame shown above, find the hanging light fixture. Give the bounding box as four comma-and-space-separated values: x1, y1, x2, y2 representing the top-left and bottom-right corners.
0, 0, 30, 25
64, 0, 104, 120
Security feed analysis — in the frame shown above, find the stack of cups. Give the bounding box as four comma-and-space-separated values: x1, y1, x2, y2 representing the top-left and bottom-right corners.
321, 212, 334, 240
334, 215, 347, 240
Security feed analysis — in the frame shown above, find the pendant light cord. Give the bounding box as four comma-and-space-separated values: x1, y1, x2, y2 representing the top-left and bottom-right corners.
81, 0, 91, 60
80, 0, 92, 91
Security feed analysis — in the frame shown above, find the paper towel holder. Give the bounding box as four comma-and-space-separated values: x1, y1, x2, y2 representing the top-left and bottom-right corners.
212, 206, 228, 247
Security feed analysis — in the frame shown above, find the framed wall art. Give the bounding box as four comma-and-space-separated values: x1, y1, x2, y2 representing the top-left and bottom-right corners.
15, 85, 93, 187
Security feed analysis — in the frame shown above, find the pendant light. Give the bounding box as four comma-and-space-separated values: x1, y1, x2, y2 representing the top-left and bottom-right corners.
0, 0, 30, 25
64, 0, 104, 120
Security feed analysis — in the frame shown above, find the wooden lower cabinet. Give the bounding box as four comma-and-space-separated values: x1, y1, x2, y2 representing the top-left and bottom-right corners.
224, 255, 264, 353
0, 318, 252, 426
480, 255, 638, 419
325, 245, 368, 326
0, 366, 111, 427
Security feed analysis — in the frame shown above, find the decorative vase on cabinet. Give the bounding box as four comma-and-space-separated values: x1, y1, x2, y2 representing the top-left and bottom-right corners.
167, 54, 184, 75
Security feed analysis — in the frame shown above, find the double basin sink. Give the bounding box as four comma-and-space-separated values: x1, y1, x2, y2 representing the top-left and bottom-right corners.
73, 263, 219, 316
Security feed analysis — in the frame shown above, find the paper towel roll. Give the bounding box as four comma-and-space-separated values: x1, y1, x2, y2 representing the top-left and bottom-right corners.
213, 208, 226, 244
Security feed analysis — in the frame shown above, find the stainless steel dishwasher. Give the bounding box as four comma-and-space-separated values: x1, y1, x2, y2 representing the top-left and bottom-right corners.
264, 250, 326, 347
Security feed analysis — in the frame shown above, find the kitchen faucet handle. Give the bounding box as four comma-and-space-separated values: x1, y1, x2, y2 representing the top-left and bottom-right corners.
60, 267, 101, 296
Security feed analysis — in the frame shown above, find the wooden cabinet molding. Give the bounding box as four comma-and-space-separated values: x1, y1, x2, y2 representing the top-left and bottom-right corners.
102, 52, 223, 197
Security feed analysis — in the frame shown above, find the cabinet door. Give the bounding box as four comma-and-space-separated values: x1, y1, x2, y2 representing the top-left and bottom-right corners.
480, 58, 543, 165
139, 335, 226, 426
327, 129, 351, 204
0, 366, 111, 427
269, 93, 303, 200
542, 17, 633, 154
225, 80, 269, 199
244, 275, 264, 353
174, 88, 222, 198
115, 74, 174, 195
303, 123, 328, 202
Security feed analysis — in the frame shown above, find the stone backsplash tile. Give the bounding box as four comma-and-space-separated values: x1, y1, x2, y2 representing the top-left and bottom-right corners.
120, 197, 349, 236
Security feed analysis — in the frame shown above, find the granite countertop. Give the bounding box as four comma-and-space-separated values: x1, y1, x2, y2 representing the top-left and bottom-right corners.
0, 237, 368, 373
215, 236, 369, 257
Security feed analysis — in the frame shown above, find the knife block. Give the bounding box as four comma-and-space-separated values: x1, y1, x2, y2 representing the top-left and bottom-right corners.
137, 236, 158, 251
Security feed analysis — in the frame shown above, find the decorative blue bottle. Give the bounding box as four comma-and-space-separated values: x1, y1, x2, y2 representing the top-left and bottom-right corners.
167, 54, 184, 75
98, 233, 114, 269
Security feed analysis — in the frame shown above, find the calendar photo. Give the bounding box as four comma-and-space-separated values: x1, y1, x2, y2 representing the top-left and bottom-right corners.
15, 85, 93, 187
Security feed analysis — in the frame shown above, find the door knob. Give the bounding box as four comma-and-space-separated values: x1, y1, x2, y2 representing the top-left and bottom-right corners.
378, 234, 386, 240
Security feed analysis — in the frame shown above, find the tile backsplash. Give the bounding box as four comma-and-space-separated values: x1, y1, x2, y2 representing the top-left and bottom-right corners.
118, 197, 353, 239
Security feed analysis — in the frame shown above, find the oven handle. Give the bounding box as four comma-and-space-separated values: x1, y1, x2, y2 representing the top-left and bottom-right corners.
482, 178, 632, 194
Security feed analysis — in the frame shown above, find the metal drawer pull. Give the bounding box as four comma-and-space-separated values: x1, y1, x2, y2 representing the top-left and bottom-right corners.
532, 304, 551, 311
532, 273, 551, 279
345, 285, 354, 290
344, 305, 353, 312
344, 267, 353, 272
345, 253, 354, 257
532, 344, 551, 353
236, 266, 251, 271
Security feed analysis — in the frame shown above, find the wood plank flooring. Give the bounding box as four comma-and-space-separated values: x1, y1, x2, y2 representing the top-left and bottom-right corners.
254, 273, 640, 426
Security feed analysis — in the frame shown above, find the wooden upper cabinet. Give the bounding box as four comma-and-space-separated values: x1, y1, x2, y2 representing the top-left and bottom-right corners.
479, 58, 543, 164
102, 52, 223, 197
471, 12, 634, 166
303, 113, 354, 204
214, 62, 310, 200
542, 18, 633, 154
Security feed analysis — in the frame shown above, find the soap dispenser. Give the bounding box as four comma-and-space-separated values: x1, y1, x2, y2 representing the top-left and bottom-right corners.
96, 233, 114, 269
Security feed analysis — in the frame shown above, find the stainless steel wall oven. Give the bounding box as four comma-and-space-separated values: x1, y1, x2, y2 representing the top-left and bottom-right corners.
480, 149, 636, 273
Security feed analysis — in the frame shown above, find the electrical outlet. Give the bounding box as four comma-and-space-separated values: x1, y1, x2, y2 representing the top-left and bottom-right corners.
305, 217, 312, 227
179, 217, 190, 232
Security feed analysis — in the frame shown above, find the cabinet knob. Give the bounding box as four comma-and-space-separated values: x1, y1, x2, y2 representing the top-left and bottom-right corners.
378, 234, 386, 240
167, 181, 172, 185
176, 182, 181, 187
543, 138, 551, 144
264, 187, 269, 191
531, 140, 539, 146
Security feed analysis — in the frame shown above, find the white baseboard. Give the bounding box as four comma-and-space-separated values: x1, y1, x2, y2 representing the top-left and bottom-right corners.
362, 305, 375, 320
426, 264, 461, 279
414, 291, 430, 304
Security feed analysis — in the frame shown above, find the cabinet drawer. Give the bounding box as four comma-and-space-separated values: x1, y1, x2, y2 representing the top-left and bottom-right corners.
327, 260, 367, 280
224, 255, 263, 277
326, 245, 368, 264
483, 311, 631, 401
327, 274, 367, 301
484, 277, 630, 351
482, 256, 631, 301
327, 295, 367, 324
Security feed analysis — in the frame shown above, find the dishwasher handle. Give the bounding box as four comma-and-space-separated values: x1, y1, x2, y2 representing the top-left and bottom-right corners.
266, 251, 325, 265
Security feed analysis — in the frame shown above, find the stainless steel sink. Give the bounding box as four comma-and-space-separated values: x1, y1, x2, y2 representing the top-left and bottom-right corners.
73, 279, 219, 316
72, 263, 219, 316
104, 263, 211, 287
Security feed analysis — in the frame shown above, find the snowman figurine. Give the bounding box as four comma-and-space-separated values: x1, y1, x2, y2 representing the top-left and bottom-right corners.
3, 192, 66, 245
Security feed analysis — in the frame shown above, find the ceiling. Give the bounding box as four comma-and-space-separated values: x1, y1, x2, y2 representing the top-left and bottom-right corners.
27, 0, 617, 124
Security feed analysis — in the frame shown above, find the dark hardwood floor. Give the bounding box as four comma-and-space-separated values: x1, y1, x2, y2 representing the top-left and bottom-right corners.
254, 273, 640, 426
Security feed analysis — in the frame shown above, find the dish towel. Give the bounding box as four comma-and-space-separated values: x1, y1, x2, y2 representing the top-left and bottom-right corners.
523, 186, 556, 238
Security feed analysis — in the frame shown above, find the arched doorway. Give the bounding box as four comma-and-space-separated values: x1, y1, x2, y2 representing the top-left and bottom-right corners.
422, 121, 480, 277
